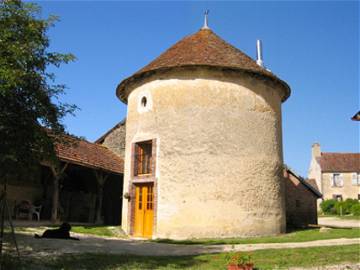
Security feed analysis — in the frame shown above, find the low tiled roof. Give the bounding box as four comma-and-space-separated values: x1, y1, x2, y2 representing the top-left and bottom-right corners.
307, 179, 320, 193
317, 153, 360, 173
54, 135, 124, 174
116, 28, 290, 103
284, 165, 322, 198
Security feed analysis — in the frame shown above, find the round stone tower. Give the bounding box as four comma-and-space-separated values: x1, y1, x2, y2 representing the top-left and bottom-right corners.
117, 27, 291, 239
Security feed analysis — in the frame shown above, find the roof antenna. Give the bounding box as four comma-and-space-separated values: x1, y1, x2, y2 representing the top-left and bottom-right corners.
256, 39, 264, 67
202, 10, 210, 30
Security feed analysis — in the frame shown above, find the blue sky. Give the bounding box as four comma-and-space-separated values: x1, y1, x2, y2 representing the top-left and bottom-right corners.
39, 1, 359, 177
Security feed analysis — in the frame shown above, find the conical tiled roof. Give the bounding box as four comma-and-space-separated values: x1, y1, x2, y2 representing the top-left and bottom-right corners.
116, 29, 290, 102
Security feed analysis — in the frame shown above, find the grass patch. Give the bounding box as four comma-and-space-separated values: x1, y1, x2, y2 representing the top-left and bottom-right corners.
152, 228, 360, 245
2, 244, 359, 270
71, 226, 126, 238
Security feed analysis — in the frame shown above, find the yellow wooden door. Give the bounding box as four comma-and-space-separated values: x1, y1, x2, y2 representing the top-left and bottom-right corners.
134, 184, 154, 238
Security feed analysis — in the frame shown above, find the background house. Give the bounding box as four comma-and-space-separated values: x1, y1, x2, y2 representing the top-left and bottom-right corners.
308, 143, 360, 203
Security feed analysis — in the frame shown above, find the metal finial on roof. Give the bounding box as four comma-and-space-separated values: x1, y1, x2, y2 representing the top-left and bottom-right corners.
202, 10, 210, 29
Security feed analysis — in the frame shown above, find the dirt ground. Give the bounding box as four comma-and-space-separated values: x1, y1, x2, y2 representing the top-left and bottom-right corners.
3, 231, 360, 257
318, 217, 360, 229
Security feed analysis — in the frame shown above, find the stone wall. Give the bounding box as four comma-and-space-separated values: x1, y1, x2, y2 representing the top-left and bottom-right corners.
122, 68, 287, 239
321, 173, 359, 200
284, 171, 318, 228
101, 121, 126, 159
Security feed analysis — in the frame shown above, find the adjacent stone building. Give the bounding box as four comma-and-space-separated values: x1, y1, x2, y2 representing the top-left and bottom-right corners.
308, 143, 360, 203
96, 119, 127, 159
283, 166, 321, 228
115, 24, 291, 239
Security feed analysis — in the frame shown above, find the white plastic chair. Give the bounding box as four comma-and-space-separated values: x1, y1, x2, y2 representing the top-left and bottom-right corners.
30, 205, 42, 221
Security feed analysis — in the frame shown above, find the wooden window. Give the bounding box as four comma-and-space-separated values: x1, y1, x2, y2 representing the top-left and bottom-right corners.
134, 140, 153, 176
352, 173, 360, 185
146, 185, 153, 210
139, 187, 143, 210
331, 173, 343, 187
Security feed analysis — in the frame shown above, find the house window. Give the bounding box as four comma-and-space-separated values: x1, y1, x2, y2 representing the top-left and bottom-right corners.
134, 140, 153, 176
352, 173, 360, 185
295, 200, 300, 208
331, 173, 343, 187
332, 194, 343, 201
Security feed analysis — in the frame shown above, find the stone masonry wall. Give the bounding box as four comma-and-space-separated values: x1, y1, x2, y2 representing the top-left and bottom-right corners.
122, 68, 287, 239
101, 122, 126, 159
284, 171, 318, 228
322, 172, 360, 200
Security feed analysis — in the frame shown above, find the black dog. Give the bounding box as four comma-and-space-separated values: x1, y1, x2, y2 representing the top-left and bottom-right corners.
35, 222, 79, 240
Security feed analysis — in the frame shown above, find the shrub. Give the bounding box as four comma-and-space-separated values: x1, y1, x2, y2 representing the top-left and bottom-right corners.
343, 199, 358, 214
320, 199, 337, 215
350, 203, 360, 216
335, 199, 359, 215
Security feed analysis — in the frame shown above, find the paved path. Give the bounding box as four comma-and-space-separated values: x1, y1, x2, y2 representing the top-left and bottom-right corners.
4, 232, 360, 257
319, 217, 360, 228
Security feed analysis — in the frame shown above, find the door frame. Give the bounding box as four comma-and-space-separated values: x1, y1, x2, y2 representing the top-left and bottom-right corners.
128, 138, 158, 238
129, 179, 157, 238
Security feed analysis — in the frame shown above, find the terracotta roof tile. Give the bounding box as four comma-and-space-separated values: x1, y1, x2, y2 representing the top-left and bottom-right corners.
318, 153, 360, 173
351, 110, 360, 121
117, 29, 290, 103
54, 135, 124, 174
284, 165, 322, 198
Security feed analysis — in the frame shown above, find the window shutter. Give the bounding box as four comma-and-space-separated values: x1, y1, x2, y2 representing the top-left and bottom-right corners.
134, 144, 139, 176
330, 174, 334, 187
352, 173, 358, 185
339, 174, 344, 186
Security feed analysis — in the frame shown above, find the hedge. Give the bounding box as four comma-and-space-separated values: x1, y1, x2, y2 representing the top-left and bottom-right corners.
320, 198, 360, 216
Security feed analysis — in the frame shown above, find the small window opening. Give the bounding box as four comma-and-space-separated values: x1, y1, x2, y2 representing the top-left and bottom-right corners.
141, 96, 147, 108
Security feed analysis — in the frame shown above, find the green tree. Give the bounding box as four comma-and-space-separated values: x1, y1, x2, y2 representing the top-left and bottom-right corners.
0, 0, 76, 180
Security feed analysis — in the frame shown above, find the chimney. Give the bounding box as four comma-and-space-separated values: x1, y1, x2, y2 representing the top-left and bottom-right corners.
312, 143, 321, 158
256, 39, 264, 67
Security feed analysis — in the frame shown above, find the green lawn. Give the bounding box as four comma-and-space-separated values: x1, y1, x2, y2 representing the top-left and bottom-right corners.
71, 226, 126, 238
13, 225, 126, 238
152, 228, 360, 245
2, 244, 359, 270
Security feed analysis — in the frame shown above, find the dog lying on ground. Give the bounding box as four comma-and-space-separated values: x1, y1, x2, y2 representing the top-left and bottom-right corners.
34, 222, 79, 240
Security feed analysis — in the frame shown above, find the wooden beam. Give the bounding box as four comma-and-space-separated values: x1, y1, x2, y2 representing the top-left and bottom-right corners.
94, 170, 109, 224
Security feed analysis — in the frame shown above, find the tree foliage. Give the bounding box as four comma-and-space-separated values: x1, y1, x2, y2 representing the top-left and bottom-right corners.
0, 0, 77, 179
